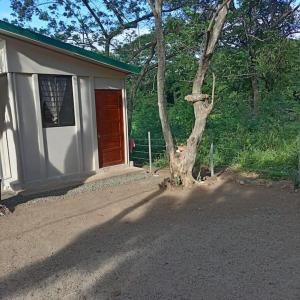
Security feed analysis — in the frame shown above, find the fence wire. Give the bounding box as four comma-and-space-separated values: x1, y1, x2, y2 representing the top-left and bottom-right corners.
129, 137, 166, 168
130, 134, 300, 180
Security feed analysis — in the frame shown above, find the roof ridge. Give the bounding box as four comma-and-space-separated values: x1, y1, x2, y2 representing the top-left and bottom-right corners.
0, 20, 141, 74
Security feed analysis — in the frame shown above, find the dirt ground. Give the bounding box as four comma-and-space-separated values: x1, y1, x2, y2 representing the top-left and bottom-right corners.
0, 172, 299, 300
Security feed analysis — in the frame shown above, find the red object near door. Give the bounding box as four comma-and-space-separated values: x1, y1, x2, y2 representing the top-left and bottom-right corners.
95, 89, 125, 167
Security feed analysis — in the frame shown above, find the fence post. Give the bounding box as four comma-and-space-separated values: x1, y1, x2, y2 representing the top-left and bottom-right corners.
210, 142, 215, 177
148, 131, 152, 174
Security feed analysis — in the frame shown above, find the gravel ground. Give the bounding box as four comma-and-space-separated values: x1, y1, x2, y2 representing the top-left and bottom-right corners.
1, 168, 149, 210
0, 172, 299, 300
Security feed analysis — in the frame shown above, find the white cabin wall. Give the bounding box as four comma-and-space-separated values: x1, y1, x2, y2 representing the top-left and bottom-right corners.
1, 74, 27, 190
3, 35, 126, 79
15, 73, 41, 182
0, 39, 7, 73
0, 75, 11, 187
14, 73, 81, 183
94, 77, 124, 90
44, 126, 79, 177
0, 34, 131, 190
78, 76, 95, 172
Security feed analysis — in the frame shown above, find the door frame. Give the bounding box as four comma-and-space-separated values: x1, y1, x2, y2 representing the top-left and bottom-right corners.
94, 88, 129, 169
122, 88, 129, 166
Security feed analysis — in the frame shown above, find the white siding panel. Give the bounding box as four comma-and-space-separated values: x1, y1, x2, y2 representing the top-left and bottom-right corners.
44, 126, 79, 177
0, 39, 7, 73
15, 73, 41, 181
94, 77, 124, 90
79, 76, 94, 172
0, 131, 11, 180
0, 75, 11, 181
3, 35, 127, 79
0, 75, 8, 135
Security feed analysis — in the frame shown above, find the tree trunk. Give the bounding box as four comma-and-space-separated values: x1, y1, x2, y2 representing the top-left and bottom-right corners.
149, 0, 231, 187
104, 40, 111, 56
248, 46, 260, 115
148, 0, 175, 157
250, 73, 259, 115
169, 1, 231, 187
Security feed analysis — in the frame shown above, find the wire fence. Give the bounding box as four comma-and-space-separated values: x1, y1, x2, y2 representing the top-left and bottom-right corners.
129, 132, 300, 183
129, 134, 167, 172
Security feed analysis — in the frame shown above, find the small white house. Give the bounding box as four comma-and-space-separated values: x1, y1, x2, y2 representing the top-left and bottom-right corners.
0, 21, 140, 192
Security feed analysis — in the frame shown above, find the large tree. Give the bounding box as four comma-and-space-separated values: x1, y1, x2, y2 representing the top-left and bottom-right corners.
223, 0, 300, 114
10, 0, 154, 55
148, 0, 232, 186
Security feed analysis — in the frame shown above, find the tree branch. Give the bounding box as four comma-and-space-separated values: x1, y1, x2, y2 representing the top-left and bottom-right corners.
109, 3, 184, 38
81, 0, 109, 39
104, 0, 125, 26
270, 4, 300, 29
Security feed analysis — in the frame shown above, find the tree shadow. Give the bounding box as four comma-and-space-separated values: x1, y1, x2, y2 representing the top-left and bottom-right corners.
1, 182, 82, 212
1, 178, 299, 299
0, 184, 167, 298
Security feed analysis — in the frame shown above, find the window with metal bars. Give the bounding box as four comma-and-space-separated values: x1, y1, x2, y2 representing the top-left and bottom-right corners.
38, 75, 75, 127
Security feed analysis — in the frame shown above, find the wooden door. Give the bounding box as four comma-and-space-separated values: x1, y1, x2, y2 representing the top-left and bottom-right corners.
95, 89, 125, 167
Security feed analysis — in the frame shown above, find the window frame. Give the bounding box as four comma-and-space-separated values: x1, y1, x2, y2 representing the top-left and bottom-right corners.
38, 74, 75, 128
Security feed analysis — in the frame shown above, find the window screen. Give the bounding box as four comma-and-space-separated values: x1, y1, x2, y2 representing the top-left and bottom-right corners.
38, 75, 75, 127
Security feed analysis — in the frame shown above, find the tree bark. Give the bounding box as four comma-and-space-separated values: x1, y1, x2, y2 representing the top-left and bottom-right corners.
148, 0, 175, 159
104, 41, 111, 56
248, 48, 260, 115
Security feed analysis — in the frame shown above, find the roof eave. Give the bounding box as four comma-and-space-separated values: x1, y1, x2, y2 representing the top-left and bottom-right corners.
0, 23, 141, 75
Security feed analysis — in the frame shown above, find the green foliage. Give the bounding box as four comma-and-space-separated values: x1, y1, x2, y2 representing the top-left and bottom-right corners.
131, 93, 162, 139
131, 36, 300, 180
199, 88, 300, 180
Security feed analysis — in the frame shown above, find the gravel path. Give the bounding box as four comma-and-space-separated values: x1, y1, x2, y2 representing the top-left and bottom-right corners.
0, 173, 299, 299
1, 168, 149, 210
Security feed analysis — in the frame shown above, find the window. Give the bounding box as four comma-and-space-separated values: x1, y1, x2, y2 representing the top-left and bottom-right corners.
38, 75, 75, 127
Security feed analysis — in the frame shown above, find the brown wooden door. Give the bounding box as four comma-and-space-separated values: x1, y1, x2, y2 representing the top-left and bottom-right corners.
95, 89, 125, 167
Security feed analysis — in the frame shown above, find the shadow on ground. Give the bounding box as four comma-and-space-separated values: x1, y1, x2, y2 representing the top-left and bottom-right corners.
0, 179, 299, 299
1, 184, 81, 213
